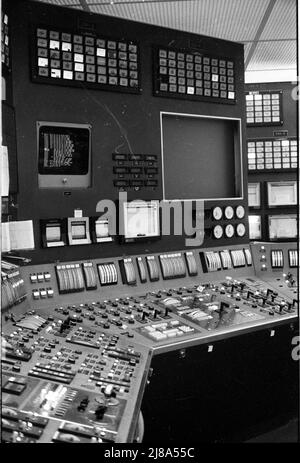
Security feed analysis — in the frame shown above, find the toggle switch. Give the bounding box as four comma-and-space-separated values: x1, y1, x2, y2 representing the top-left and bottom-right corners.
77, 396, 89, 412
95, 404, 107, 420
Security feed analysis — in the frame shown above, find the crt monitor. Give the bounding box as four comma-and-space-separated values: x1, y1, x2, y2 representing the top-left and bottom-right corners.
71, 222, 87, 240
37, 122, 91, 188
67, 217, 91, 245
120, 200, 160, 241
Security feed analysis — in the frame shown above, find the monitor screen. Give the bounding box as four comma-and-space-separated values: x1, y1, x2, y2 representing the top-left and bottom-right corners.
267, 181, 297, 206
122, 201, 160, 240
269, 215, 297, 240
38, 126, 90, 175
37, 122, 91, 188
71, 222, 86, 240
248, 215, 261, 240
96, 219, 109, 239
161, 112, 242, 200
46, 225, 61, 242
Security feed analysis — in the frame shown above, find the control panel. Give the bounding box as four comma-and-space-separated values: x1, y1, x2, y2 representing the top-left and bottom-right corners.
2, 312, 151, 443
250, 242, 298, 301
2, 244, 298, 443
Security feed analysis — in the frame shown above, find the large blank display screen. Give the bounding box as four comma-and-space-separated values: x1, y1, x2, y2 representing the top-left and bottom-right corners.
161, 113, 242, 200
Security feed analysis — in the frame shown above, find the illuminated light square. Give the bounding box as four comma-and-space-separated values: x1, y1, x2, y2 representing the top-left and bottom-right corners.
62, 42, 72, 52
63, 70, 73, 80
74, 62, 84, 72
38, 57, 48, 67
74, 53, 84, 63
49, 40, 60, 50
51, 68, 61, 78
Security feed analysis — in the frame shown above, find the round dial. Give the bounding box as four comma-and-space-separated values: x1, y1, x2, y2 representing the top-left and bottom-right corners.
236, 205, 245, 219
224, 206, 234, 220
212, 206, 223, 221
236, 223, 246, 237
213, 225, 223, 239
225, 224, 235, 238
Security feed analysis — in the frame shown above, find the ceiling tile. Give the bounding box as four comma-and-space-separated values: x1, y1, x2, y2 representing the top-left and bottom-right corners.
246, 39, 296, 71
260, 0, 296, 40
87, 0, 270, 42
31, 0, 298, 75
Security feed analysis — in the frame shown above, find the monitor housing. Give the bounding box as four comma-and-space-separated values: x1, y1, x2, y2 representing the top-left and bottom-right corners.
68, 217, 91, 245
40, 218, 67, 248
37, 121, 91, 188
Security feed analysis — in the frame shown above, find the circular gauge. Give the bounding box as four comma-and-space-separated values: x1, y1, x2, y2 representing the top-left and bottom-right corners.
212, 206, 223, 221
236, 205, 245, 219
236, 223, 246, 237
224, 206, 234, 220
213, 225, 223, 239
225, 224, 235, 238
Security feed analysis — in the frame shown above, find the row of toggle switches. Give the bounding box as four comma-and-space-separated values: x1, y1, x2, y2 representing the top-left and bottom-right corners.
32, 288, 54, 299
47, 248, 256, 295
30, 272, 51, 283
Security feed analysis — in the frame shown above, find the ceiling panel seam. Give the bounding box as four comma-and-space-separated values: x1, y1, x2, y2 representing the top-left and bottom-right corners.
245, 0, 277, 69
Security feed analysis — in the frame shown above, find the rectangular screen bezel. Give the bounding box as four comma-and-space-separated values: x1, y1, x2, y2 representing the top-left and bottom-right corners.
37, 121, 91, 189
160, 112, 243, 201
